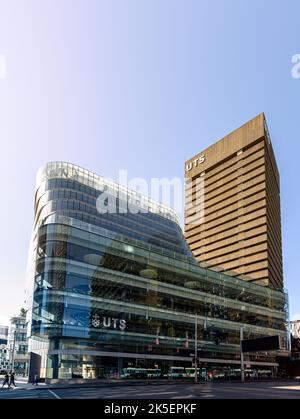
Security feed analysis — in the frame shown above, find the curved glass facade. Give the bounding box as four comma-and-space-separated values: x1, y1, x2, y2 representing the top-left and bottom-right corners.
26, 162, 289, 381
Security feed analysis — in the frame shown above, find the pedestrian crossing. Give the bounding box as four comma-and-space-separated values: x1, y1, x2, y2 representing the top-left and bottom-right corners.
1, 382, 300, 399
0, 389, 56, 399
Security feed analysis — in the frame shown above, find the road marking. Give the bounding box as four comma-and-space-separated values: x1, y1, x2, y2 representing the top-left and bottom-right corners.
273, 386, 300, 391
48, 390, 61, 399
135, 391, 177, 396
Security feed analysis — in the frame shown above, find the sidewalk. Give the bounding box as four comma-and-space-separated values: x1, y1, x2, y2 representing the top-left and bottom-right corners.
1, 378, 189, 392
2, 378, 298, 392
28, 379, 205, 391
0, 379, 47, 391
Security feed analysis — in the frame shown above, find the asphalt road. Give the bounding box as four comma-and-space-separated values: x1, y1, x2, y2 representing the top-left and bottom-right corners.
0, 381, 300, 399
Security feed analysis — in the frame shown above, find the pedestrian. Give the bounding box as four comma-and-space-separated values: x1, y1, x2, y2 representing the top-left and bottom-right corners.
33, 374, 39, 386
2, 372, 10, 389
9, 372, 17, 388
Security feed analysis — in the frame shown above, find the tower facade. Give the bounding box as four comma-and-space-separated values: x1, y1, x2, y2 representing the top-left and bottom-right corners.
185, 114, 283, 289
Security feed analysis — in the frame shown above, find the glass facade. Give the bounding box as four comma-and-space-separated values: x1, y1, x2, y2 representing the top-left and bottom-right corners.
26, 162, 289, 381
8, 316, 29, 376
0, 326, 8, 345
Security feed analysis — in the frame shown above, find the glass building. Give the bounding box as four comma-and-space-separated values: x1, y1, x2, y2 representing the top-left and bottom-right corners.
26, 162, 289, 381
8, 315, 29, 376
0, 326, 10, 374
0, 325, 8, 345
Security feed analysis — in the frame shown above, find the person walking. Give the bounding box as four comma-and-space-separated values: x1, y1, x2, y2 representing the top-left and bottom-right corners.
33, 374, 39, 386
9, 372, 17, 388
2, 372, 10, 389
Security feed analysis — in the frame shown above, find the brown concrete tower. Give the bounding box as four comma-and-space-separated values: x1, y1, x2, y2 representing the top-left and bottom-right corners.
185, 113, 283, 289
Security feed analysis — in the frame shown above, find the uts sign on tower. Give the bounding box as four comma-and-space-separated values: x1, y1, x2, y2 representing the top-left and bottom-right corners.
186, 155, 206, 172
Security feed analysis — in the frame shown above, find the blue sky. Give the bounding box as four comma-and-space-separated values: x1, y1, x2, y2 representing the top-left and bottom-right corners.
0, 0, 299, 325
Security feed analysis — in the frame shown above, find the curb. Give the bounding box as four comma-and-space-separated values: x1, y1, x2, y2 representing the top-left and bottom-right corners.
32, 380, 202, 391
8, 378, 299, 392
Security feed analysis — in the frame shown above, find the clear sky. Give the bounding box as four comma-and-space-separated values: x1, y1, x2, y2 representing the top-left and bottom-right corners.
0, 0, 299, 325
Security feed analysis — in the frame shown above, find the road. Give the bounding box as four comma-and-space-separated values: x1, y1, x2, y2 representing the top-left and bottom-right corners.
0, 381, 300, 399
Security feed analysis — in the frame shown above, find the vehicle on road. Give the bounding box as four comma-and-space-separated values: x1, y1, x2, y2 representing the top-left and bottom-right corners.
120, 368, 161, 379
168, 367, 185, 379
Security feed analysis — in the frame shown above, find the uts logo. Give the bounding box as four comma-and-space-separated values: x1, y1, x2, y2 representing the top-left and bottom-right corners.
91, 314, 126, 331
186, 155, 206, 172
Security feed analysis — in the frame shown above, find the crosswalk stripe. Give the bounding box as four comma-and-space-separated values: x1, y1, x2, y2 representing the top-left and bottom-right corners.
48, 390, 61, 399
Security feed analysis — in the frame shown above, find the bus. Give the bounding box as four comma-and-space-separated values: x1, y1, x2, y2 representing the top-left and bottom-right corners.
184, 368, 196, 378
120, 368, 148, 379
167, 367, 209, 380
168, 367, 185, 378
147, 369, 161, 378
120, 368, 161, 379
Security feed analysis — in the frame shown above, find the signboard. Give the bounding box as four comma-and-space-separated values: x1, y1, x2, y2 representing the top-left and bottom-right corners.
186, 155, 206, 172
241, 335, 280, 353
91, 314, 126, 331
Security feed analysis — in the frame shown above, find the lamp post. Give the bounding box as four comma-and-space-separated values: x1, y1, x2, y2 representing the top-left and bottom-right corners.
194, 313, 198, 384
240, 326, 245, 383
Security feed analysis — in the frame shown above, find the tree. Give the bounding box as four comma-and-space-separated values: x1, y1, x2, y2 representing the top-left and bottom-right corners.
19, 308, 26, 318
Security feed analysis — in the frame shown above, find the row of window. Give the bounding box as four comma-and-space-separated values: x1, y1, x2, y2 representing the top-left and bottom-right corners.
40, 208, 190, 256
45, 198, 185, 247
33, 273, 286, 331
35, 235, 287, 312
45, 187, 179, 238
47, 199, 182, 244
45, 179, 177, 227
31, 303, 287, 350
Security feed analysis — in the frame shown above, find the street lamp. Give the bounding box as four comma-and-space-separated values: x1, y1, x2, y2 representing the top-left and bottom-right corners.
194, 313, 198, 384
240, 326, 245, 383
